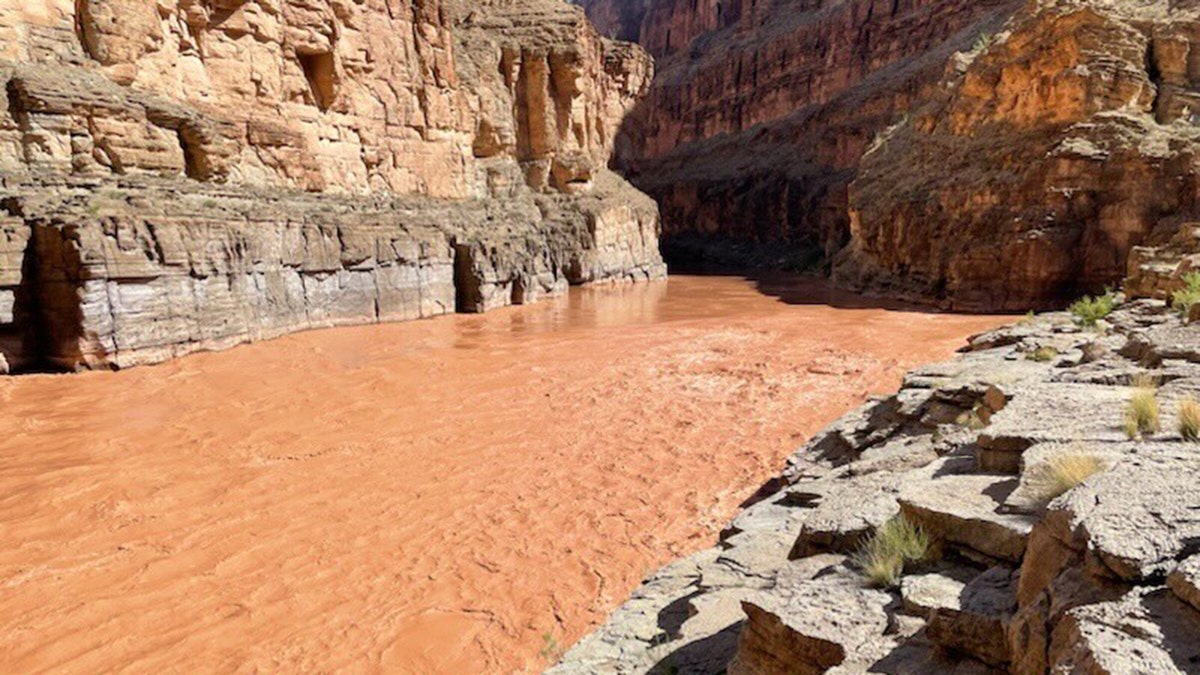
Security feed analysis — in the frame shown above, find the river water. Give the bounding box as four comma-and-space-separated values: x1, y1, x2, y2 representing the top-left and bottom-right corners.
0, 274, 1009, 673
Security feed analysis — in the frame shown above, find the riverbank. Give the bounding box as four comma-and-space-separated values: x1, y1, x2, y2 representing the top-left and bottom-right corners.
0, 275, 1006, 673
553, 296, 1200, 673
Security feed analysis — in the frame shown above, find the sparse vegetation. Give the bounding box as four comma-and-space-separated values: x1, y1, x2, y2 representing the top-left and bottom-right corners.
1026, 346, 1059, 362
1179, 397, 1200, 442
1069, 291, 1116, 328
972, 31, 996, 53
540, 632, 564, 663
853, 515, 931, 588
1124, 374, 1161, 439
1170, 272, 1200, 318
956, 404, 988, 430
1023, 452, 1107, 506
1019, 310, 1037, 326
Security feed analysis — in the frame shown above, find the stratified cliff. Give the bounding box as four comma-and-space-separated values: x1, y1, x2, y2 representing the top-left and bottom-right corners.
581, 0, 1200, 309
580, 0, 1021, 261
0, 0, 665, 371
836, 0, 1200, 311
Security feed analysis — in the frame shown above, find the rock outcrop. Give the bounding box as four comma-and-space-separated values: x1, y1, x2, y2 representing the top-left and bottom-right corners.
581, 0, 1200, 310
553, 298, 1200, 673
0, 0, 666, 371
836, 0, 1200, 310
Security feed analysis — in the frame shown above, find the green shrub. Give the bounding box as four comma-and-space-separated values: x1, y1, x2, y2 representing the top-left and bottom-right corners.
1171, 272, 1200, 317
853, 516, 931, 588
1023, 453, 1107, 506
1069, 292, 1116, 328
1124, 375, 1161, 439
1179, 397, 1200, 442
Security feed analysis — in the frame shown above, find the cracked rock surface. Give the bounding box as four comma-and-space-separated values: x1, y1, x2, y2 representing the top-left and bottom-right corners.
553, 300, 1200, 674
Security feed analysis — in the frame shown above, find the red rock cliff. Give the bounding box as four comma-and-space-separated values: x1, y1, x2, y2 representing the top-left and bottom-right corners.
584, 0, 1021, 261
584, 0, 1200, 309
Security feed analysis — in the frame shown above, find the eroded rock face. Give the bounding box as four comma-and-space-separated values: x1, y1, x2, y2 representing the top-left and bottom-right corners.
836, 0, 1200, 310
556, 299, 1200, 674
579, 0, 1022, 264
0, 0, 666, 370
583, 0, 1200, 310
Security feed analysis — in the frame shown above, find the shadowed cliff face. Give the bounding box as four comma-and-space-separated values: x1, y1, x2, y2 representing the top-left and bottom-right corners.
581, 0, 1200, 310
582, 0, 1024, 261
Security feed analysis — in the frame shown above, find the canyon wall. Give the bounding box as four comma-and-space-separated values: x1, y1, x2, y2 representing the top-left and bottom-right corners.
0, 0, 665, 371
581, 0, 1200, 309
836, 0, 1200, 310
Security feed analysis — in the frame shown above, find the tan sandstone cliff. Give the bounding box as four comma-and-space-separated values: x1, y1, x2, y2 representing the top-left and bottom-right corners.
0, 0, 665, 372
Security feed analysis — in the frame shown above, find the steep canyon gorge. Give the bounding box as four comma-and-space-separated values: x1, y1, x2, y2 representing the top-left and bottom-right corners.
5, 0, 1200, 673
580, 0, 1200, 310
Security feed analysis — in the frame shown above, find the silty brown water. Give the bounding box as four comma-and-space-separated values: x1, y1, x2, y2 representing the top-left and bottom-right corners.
0, 274, 1010, 673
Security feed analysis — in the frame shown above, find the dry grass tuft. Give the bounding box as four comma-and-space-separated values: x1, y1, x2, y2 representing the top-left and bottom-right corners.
1124, 375, 1161, 439
853, 516, 931, 588
1023, 453, 1107, 506
1179, 397, 1200, 442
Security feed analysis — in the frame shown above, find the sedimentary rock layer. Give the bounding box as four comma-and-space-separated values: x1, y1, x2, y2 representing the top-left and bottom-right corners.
836, 0, 1200, 310
0, 0, 666, 370
553, 296, 1200, 674
583, 0, 1200, 309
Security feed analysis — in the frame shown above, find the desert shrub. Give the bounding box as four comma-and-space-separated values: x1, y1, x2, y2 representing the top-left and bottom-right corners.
1124, 375, 1161, 439
854, 516, 931, 588
1023, 453, 1107, 506
540, 632, 564, 663
1069, 292, 1115, 328
972, 32, 995, 53
1179, 397, 1200, 442
1026, 346, 1059, 362
1171, 272, 1200, 317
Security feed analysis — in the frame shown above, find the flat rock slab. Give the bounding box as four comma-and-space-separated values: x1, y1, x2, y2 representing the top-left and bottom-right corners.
979, 383, 1132, 454
729, 568, 896, 675
899, 473, 1036, 563
1052, 587, 1200, 674
1049, 459, 1200, 581
924, 566, 1017, 667
791, 474, 900, 558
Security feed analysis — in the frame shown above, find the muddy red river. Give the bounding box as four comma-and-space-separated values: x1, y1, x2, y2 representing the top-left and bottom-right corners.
0, 274, 1009, 673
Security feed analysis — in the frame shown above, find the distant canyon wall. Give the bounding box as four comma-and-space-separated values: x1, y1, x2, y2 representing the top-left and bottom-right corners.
581, 0, 1200, 310
0, 0, 666, 371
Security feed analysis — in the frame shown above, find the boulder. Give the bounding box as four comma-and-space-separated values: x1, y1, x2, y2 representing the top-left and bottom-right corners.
899, 472, 1036, 563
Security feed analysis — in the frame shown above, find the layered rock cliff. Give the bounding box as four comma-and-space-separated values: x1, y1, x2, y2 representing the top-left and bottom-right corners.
0, 0, 665, 371
836, 0, 1200, 310
581, 0, 1200, 309
553, 296, 1200, 674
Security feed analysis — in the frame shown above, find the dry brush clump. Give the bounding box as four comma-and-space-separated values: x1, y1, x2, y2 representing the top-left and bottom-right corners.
1023, 452, 1109, 507
853, 515, 931, 588
1178, 397, 1200, 442
1124, 374, 1161, 439
1025, 346, 1059, 362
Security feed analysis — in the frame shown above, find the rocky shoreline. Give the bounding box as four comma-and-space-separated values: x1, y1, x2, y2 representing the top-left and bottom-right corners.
552, 297, 1200, 673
